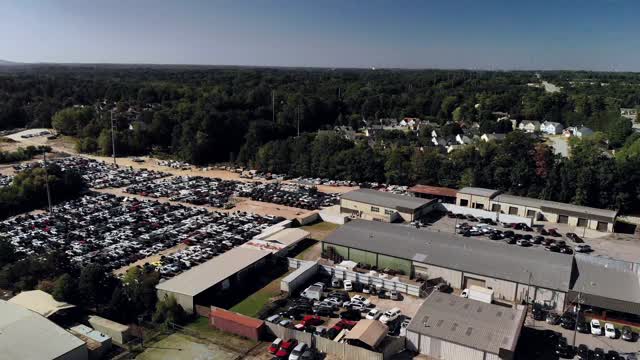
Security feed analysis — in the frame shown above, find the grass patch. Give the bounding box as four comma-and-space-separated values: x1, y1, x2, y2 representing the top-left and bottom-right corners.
229, 271, 291, 318
183, 317, 258, 352
294, 240, 319, 260
301, 221, 339, 240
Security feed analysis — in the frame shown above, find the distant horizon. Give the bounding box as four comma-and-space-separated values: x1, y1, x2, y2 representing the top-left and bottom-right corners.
3, 0, 640, 71
2, 59, 639, 74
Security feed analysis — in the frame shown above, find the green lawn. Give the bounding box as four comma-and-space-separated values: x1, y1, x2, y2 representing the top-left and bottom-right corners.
183, 317, 258, 352
229, 271, 291, 318
301, 221, 339, 240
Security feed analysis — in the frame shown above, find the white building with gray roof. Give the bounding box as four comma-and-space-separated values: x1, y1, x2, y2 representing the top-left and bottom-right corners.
340, 188, 436, 223
406, 291, 526, 360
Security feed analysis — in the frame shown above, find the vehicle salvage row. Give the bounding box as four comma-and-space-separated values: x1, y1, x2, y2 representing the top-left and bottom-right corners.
14, 156, 169, 189
0, 193, 282, 275
125, 176, 338, 210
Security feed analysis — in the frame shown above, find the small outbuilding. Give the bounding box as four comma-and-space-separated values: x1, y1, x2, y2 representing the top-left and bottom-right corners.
408, 185, 458, 204
210, 308, 264, 341
8, 289, 75, 318
344, 319, 388, 350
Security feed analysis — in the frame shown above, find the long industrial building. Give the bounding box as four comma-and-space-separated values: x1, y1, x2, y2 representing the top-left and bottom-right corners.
324, 220, 640, 320
323, 220, 572, 311
340, 188, 436, 222
456, 187, 618, 232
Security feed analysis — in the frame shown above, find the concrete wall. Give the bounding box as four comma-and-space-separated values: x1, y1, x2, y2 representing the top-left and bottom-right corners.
545, 213, 613, 232
341, 199, 396, 222
413, 262, 462, 288
407, 332, 485, 360
157, 289, 194, 314
456, 193, 492, 210
461, 272, 517, 302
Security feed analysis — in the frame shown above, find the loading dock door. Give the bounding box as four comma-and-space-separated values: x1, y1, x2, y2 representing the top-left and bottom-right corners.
463, 276, 486, 289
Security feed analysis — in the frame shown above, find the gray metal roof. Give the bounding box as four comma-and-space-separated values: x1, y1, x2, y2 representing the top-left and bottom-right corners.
570, 255, 640, 315
156, 247, 271, 296
0, 300, 86, 360
457, 187, 502, 198
324, 220, 573, 291
340, 189, 434, 212
407, 292, 526, 354
492, 194, 547, 209
489, 193, 617, 222
540, 202, 617, 223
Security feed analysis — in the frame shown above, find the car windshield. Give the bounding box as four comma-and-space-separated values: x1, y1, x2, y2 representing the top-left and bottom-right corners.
592, 323, 600, 328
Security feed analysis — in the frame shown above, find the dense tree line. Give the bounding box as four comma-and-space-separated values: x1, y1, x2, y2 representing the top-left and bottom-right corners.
0, 165, 86, 219
0, 145, 51, 164
253, 131, 640, 212
2, 66, 640, 211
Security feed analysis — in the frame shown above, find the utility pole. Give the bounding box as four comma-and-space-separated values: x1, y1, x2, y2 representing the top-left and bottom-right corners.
110, 110, 117, 166
272, 90, 275, 123
572, 291, 581, 347
43, 150, 53, 214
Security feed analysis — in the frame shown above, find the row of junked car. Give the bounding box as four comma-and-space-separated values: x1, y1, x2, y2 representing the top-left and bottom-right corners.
14, 156, 169, 189
125, 175, 338, 210
0, 192, 281, 275
454, 222, 593, 254
550, 332, 633, 360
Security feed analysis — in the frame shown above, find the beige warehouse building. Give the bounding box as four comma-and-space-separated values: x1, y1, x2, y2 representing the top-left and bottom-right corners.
340, 188, 436, 222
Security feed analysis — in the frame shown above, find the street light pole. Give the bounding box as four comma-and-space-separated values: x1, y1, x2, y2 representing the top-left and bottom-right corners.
572, 291, 581, 347
110, 110, 117, 166
43, 150, 53, 214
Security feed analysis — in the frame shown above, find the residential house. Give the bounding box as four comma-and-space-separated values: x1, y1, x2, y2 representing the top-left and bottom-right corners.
564, 126, 594, 138
621, 108, 638, 120
540, 121, 564, 135
518, 120, 541, 133
455, 134, 472, 145
480, 133, 506, 142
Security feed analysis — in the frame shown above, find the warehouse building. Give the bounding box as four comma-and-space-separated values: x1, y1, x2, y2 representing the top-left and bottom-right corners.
406, 292, 526, 360
408, 185, 458, 204
456, 187, 502, 210
323, 220, 572, 310
0, 300, 88, 360
458, 189, 617, 232
340, 188, 436, 222
569, 255, 640, 320
156, 246, 272, 314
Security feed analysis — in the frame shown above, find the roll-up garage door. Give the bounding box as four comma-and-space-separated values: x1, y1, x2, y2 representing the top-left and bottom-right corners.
463, 276, 486, 289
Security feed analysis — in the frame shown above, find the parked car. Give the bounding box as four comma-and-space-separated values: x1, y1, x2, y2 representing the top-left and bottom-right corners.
289, 342, 308, 360
560, 316, 575, 330
399, 317, 411, 337
387, 290, 400, 300
339, 309, 362, 321
605, 323, 616, 339
532, 304, 546, 321
343, 280, 353, 291
268, 338, 283, 354
606, 350, 620, 360
575, 244, 592, 253
567, 232, 584, 243
576, 319, 590, 333
555, 337, 573, 358
300, 349, 316, 360
275, 339, 298, 358
516, 239, 531, 247
592, 348, 605, 360
546, 312, 560, 325
577, 344, 589, 360
591, 319, 602, 335
380, 308, 401, 324
365, 308, 382, 320
622, 326, 634, 341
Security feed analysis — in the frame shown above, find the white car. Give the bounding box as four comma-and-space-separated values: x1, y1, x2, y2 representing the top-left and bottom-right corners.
351, 295, 371, 306
365, 309, 382, 320
380, 308, 401, 324
590, 319, 602, 335
289, 342, 307, 360
399, 318, 411, 337
344, 280, 353, 291
605, 323, 616, 339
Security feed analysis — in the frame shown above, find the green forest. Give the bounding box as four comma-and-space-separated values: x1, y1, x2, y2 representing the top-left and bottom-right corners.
2, 66, 640, 212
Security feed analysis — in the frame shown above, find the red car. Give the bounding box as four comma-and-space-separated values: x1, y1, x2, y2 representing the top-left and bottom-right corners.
275, 339, 298, 358
295, 315, 323, 329
268, 338, 282, 354
336, 319, 358, 329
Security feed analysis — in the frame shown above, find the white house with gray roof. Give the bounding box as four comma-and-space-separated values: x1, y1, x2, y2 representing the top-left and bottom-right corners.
540, 121, 564, 135
340, 188, 436, 222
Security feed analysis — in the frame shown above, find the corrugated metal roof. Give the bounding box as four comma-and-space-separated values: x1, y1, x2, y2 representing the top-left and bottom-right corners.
345, 319, 388, 348
340, 189, 434, 212
492, 194, 547, 209
211, 308, 264, 329
8, 290, 75, 318
407, 292, 525, 354
324, 220, 573, 291
570, 255, 640, 314
408, 185, 458, 198
457, 187, 502, 198
0, 300, 86, 359
156, 247, 271, 296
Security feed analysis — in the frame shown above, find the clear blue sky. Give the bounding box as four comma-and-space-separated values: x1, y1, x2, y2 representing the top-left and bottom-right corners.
1, 0, 638, 70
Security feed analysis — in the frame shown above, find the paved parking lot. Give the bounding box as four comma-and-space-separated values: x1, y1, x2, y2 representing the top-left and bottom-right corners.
423, 213, 640, 262
525, 315, 640, 358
